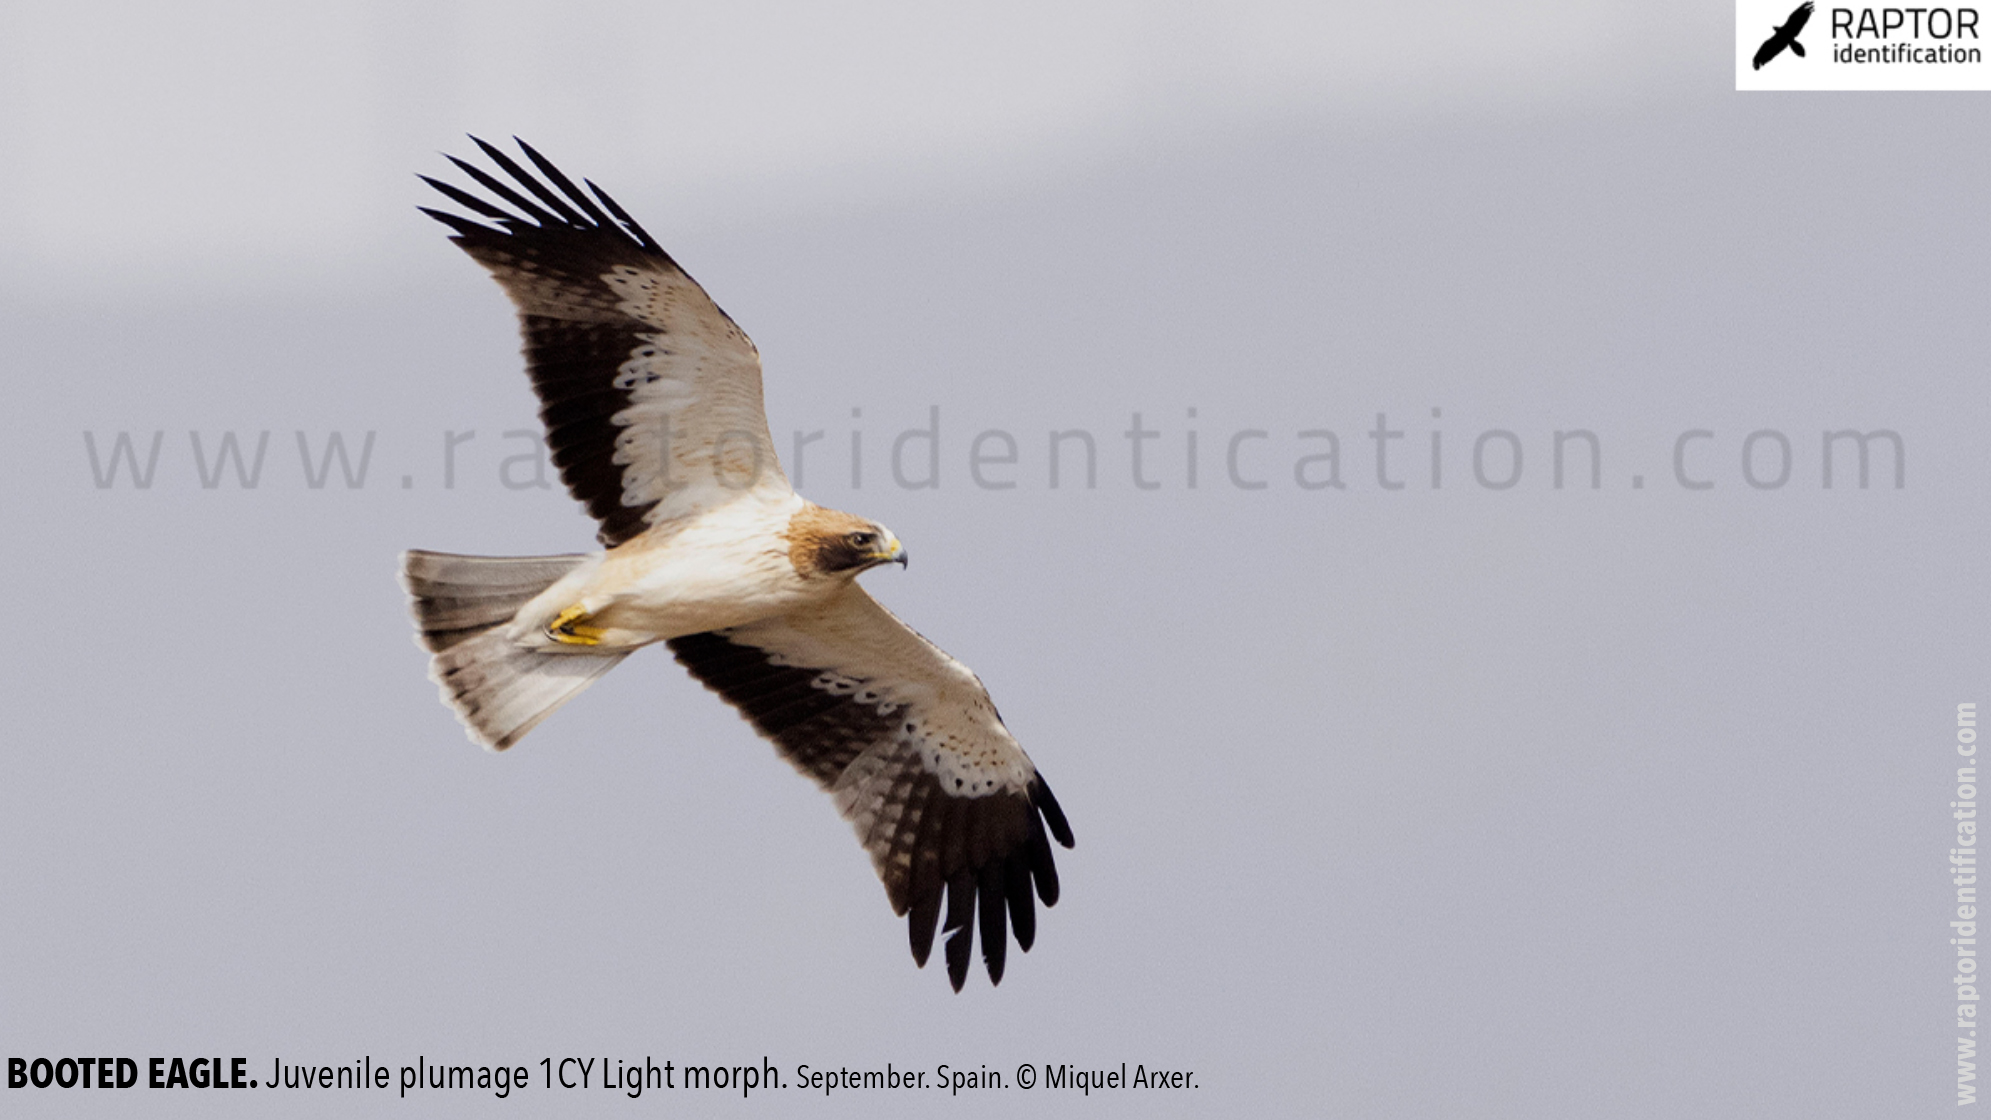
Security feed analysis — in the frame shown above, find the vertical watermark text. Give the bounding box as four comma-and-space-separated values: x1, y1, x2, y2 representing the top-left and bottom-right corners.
1956, 701, 1980, 1106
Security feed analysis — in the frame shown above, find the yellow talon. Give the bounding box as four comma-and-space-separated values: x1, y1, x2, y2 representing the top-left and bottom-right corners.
547, 604, 605, 646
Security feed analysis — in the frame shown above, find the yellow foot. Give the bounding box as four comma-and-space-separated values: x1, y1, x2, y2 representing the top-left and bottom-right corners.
546, 604, 606, 646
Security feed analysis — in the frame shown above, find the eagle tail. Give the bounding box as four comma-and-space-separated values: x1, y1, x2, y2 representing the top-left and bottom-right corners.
399, 550, 628, 750
1790, 40, 1805, 57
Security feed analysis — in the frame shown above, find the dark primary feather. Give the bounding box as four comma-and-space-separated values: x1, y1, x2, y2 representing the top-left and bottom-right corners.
668, 628, 1074, 991
446, 152, 561, 226
418, 175, 511, 222
474, 136, 587, 224
518, 140, 618, 230
584, 179, 663, 253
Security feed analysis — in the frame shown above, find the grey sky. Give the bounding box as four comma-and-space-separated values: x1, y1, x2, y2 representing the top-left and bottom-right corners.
0, 1, 1695, 295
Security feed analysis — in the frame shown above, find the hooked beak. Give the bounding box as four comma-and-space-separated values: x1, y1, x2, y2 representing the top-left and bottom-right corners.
870, 537, 908, 569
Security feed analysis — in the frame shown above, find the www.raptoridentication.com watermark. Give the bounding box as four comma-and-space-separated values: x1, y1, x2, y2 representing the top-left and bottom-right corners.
1955, 702, 1980, 1107
77, 409, 1908, 495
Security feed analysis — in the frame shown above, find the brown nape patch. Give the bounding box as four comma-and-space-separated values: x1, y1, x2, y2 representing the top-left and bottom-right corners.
786, 503, 882, 577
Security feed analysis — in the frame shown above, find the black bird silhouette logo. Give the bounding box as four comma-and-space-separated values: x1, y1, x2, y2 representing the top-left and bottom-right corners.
1753, 2, 1814, 69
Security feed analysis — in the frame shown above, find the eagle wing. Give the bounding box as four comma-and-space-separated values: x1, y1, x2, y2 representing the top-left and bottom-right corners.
422, 138, 789, 547
668, 586, 1074, 990
1752, 33, 1786, 69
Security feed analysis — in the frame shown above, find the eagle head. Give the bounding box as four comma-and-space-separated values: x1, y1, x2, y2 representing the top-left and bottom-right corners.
787, 505, 908, 578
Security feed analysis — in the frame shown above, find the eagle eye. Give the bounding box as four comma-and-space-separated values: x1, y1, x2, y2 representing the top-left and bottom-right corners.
847, 531, 875, 549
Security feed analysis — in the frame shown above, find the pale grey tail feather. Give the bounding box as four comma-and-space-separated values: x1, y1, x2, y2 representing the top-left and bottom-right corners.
425, 629, 628, 750
401, 550, 588, 653
399, 550, 628, 750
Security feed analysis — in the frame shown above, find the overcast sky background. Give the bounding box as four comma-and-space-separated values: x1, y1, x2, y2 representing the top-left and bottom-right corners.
1, 2, 1983, 1117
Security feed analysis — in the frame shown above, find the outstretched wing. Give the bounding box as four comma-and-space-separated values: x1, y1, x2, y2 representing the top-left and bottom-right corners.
422, 138, 789, 547
668, 586, 1074, 991
1787, 1, 1813, 35
1752, 33, 1786, 69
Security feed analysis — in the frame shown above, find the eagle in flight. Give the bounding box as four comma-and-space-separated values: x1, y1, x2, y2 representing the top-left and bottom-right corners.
400, 138, 1073, 991
1752, 1, 1813, 69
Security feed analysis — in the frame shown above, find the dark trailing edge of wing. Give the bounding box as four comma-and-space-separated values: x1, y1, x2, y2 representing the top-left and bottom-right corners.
667, 629, 1076, 991
418, 138, 682, 547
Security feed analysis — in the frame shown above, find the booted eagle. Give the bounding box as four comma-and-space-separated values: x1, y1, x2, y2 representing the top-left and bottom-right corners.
400, 138, 1072, 991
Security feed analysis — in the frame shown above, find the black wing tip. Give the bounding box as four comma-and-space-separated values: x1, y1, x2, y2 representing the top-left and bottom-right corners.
1005, 848, 1037, 953
907, 885, 942, 969
417, 206, 493, 240
1031, 775, 1075, 848
978, 865, 1008, 987
945, 929, 972, 992
584, 178, 665, 254
419, 136, 657, 256
904, 781, 1072, 990
418, 174, 512, 223
943, 871, 976, 992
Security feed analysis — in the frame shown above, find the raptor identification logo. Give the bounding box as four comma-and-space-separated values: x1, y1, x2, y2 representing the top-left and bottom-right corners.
1736, 0, 1991, 87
